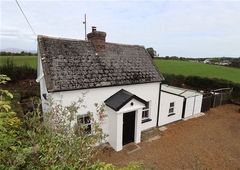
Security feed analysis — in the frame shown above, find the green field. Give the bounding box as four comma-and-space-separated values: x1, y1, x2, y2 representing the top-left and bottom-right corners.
154, 59, 240, 84
0, 56, 37, 68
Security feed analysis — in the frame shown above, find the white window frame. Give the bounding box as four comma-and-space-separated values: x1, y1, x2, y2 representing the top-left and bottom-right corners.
142, 101, 151, 120
168, 102, 175, 116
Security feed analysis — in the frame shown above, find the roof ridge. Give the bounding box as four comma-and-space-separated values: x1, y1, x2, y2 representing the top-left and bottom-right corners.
38, 34, 145, 47
37, 35, 89, 43
105, 41, 144, 47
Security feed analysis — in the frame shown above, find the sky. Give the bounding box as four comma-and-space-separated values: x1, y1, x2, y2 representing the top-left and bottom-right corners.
0, 0, 240, 58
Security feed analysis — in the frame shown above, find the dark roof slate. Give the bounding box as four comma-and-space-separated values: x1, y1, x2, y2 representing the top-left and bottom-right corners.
38, 35, 164, 92
104, 89, 147, 111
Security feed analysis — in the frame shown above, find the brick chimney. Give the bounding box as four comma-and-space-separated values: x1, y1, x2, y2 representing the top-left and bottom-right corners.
87, 26, 107, 51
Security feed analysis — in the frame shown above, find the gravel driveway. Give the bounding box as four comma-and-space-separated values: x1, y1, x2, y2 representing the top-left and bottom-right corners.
98, 104, 240, 169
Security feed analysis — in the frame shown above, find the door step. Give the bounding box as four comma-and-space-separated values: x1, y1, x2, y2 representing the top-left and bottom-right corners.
123, 142, 140, 154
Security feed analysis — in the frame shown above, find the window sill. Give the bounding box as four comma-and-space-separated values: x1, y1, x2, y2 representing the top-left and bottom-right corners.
168, 113, 176, 117
142, 118, 152, 123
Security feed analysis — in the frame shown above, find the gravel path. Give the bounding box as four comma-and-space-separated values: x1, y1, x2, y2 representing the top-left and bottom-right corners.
98, 104, 240, 169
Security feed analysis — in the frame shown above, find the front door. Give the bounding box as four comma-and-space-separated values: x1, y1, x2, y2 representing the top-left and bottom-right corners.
122, 111, 135, 145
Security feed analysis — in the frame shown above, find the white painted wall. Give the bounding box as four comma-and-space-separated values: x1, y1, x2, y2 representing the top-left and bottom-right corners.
108, 107, 119, 151
41, 81, 160, 151
117, 99, 145, 114
47, 82, 160, 133
158, 91, 184, 126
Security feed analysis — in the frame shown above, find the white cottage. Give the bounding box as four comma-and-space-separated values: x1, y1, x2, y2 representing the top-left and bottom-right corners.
37, 27, 203, 151
37, 27, 164, 151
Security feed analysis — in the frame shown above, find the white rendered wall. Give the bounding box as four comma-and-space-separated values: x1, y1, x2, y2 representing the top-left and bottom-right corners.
108, 108, 121, 151
43, 82, 160, 150
158, 92, 184, 126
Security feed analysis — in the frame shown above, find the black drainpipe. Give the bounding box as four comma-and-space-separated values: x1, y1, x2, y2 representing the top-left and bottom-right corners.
156, 83, 162, 127
181, 97, 186, 118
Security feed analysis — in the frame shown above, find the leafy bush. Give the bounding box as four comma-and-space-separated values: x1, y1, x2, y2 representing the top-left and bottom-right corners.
0, 75, 26, 169
12, 97, 108, 170
14, 66, 37, 80
1, 76, 143, 169
0, 58, 16, 81
1, 75, 107, 169
162, 74, 186, 87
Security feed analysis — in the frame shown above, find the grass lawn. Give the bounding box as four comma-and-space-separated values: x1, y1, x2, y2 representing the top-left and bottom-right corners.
154, 59, 240, 84
0, 56, 37, 69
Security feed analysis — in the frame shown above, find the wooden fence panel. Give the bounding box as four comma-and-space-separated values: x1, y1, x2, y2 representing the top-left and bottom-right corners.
221, 92, 231, 105
212, 93, 221, 108
201, 90, 231, 112
201, 95, 212, 112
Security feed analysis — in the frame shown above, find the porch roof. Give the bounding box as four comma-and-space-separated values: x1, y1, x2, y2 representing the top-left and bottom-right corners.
104, 89, 147, 111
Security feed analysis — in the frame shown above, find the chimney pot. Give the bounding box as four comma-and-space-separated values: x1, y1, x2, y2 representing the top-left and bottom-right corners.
92, 26, 96, 32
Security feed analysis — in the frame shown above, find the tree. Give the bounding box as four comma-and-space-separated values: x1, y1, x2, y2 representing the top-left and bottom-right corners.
146, 47, 156, 59
20, 51, 25, 56
165, 56, 169, 60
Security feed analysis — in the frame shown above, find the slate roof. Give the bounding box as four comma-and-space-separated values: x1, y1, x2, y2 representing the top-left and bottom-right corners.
38, 35, 164, 92
104, 89, 147, 111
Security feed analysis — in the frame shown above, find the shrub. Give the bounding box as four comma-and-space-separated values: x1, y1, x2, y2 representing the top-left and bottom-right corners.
19, 97, 108, 170
0, 57, 37, 82
0, 58, 16, 81
163, 74, 186, 87
0, 75, 27, 169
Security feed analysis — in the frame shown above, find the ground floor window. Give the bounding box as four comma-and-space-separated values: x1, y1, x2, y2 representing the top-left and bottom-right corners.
142, 101, 151, 123
77, 114, 91, 134
168, 102, 175, 117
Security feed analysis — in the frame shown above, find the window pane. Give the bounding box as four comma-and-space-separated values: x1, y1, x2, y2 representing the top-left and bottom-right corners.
170, 102, 174, 107
84, 116, 91, 124
77, 115, 92, 134
142, 110, 149, 118
77, 117, 84, 124
85, 124, 91, 133
169, 108, 174, 113
142, 101, 150, 119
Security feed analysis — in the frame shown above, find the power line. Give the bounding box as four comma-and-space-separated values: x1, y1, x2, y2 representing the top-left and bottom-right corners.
15, 0, 37, 36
